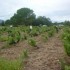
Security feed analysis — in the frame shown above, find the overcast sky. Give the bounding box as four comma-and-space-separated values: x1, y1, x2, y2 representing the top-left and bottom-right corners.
0, 0, 70, 22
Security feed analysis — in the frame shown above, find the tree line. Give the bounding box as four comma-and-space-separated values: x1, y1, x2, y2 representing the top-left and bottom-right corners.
0, 8, 70, 26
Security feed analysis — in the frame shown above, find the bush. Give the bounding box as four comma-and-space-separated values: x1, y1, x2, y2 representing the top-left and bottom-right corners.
21, 50, 28, 59
64, 41, 70, 56
39, 26, 48, 33
42, 34, 48, 42
62, 28, 70, 56
29, 29, 39, 37
7, 30, 21, 45
28, 39, 37, 47
48, 30, 54, 37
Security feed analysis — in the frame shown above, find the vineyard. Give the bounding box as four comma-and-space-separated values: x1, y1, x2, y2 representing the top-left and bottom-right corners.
0, 25, 70, 70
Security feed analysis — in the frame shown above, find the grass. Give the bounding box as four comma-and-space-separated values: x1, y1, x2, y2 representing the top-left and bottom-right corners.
60, 60, 70, 70
0, 35, 8, 42
0, 49, 29, 70
65, 65, 70, 70
0, 58, 22, 70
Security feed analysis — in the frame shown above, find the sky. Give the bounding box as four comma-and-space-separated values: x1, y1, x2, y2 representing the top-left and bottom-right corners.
0, 0, 70, 22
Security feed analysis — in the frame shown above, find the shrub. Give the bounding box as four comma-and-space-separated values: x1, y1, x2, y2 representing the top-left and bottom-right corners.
39, 26, 47, 33
7, 30, 21, 45
62, 28, 70, 56
64, 41, 70, 56
29, 29, 39, 37
8, 36, 15, 45
42, 34, 48, 42
14, 32, 21, 43
28, 39, 37, 47
21, 50, 28, 59
23, 34, 27, 40
48, 30, 54, 37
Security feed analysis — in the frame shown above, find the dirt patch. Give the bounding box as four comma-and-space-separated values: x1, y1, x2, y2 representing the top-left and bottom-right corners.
0, 41, 29, 60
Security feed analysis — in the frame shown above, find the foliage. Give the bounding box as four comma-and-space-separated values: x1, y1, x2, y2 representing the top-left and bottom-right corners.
0, 26, 56, 48
29, 29, 39, 37
21, 50, 28, 59
65, 65, 70, 70
64, 21, 70, 26
39, 25, 48, 33
42, 34, 48, 42
60, 59, 70, 70
62, 27, 70, 56
4, 8, 53, 26
34, 16, 52, 26
0, 50, 29, 70
64, 41, 70, 56
28, 38, 36, 47
0, 35, 8, 42
23, 34, 27, 40
5, 8, 36, 26
0, 58, 22, 70
48, 30, 54, 37
7, 29, 21, 45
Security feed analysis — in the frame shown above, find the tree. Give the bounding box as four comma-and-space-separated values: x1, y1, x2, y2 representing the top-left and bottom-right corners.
5, 8, 53, 26
8, 8, 36, 26
5, 20, 11, 25
34, 16, 52, 26
0, 20, 5, 26
64, 21, 70, 26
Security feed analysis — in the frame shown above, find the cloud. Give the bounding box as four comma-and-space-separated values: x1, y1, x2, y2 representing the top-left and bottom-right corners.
0, 0, 70, 22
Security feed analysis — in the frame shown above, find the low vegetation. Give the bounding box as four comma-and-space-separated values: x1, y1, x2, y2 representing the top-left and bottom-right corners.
0, 58, 22, 70
62, 27, 70, 56
28, 38, 37, 47
61, 27, 70, 70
